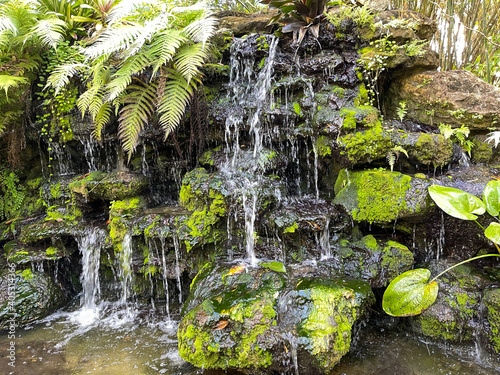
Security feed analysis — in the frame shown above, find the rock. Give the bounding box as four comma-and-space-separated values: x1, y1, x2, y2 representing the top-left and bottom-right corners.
178, 261, 375, 373
0, 269, 67, 327
410, 260, 492, 342
374, 10, 438, 41
178, 262, 285, 371
333, 235, 414, 288
282, 278, 375, 372
69, 171, 149, 201
215, 11, 276, 36
333, 169, 432, 223
386, 70, 500, 130
483, 288, 500, 353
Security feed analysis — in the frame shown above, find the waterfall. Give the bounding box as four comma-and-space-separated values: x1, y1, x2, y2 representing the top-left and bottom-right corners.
243, 193, 258, 266
319, 217, 331, 260
73, 228, 106, 325
117, 233, 135, 321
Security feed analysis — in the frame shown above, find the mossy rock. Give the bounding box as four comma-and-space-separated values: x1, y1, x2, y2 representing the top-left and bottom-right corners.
0, 269, 67, 328
333, 169, 431, 223
3, 241, 67, 264
178, 261, 285, 371
410, 261, 492, 343
483, 288, 500, 353
69, 171, 148, 201
19, 217, 91, 243
286, 278, 375, 370
333, 235, 414, 288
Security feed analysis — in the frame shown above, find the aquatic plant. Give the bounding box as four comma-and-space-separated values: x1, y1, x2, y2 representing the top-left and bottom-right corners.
383, 181, 500, 317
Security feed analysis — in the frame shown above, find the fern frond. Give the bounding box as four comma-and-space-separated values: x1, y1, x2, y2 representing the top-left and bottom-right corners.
0, 75, 28, 98
77, 84, 102, 116
45, 63, 88, 94
0, 111, 19, 135
149, 29, 186, 75
92, 102, 113, 141
107, 53, 152, 101
118, 82, 157, 156
174, 43, 206, 84
182, 15, 218, 45
84, 24, 144, 59
30, 17, 67, 49
157, 70, 197, 139
486, 131, 500, 148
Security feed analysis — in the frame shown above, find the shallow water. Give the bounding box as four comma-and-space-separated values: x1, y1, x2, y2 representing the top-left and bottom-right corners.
1, 304, 499, 375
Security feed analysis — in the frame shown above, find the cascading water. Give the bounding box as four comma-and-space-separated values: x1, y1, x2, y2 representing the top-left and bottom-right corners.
116, 233, 135, 321
242, 193, 258, 266
73, 228, 106, 325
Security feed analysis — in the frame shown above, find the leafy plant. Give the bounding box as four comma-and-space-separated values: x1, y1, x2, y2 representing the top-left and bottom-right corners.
386, 145, 408, 171
261, 0, 329, 44
383, 182, 500, 317
396, 100, 407, 121
45, 2, 218, 158
0, 168, 26, 221
439, 124, 474, 156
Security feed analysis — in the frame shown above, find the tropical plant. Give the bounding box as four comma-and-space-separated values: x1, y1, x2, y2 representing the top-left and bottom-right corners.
383, 182, 500, 317
391, 0, 500, 87
45, 1, 217, 158
261, 0, 329, 44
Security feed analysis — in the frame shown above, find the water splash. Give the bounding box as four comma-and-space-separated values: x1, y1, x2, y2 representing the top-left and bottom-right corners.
243, 193, 258, 266
116, 233, 135, 321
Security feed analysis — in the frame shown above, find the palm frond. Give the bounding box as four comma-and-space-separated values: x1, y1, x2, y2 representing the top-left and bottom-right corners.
174, 43, 206, 84
182, 14, 218, 46
45, 63, 88, 94
157, 70, 197, 139
84, 24, 144, 59
30, 17, 67, 49
0, 75, 28, 98
149, 29, 187, 75
118, 82, 157, 156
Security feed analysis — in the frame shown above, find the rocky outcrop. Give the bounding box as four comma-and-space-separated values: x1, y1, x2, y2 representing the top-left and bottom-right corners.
386, 70, 500, 130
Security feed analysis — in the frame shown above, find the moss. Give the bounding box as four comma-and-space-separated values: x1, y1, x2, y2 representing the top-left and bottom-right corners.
484, 288, 500, 353
471, 138, 493, 164
418, 314, 460, 341
334, 169, 414, 223
412, 133, 453, 167
199, 146, 222, 166
69, 171, 148, 200
108, 197, 143, 253
340, 106, 380, 130
315, 136, 332, 157
338, 124, 392, 164
296, 278, 374, 369
284, 222, 298, 234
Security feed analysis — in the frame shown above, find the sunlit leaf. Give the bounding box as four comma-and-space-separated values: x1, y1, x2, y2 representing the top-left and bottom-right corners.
224, 264, 245, 277
483, 180, 500, 217
382, 269, 439, 317
259, 261, 286, 273
485, 222, 500, 245
428, 185, 486, 220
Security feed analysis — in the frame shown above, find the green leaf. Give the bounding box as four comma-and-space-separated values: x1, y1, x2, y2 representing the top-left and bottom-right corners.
259, 261, 286, 273
428, 185, 486, 220
382, 269, 438, 317
485, 222, 500, 245
483, 180, 500, 217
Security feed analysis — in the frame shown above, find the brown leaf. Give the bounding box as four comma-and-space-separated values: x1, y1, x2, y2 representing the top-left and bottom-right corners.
212, 320, 229, 331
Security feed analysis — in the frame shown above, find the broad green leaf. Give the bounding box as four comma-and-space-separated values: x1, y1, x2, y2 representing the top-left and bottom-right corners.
382, 269, 438, 317
428, 185, 486, 220
260, 261, 286, 273
483, 180, 500, 217
485, 222, 500, 245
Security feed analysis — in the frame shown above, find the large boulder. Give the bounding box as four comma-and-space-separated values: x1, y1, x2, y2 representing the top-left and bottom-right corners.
178, 261, 375, 373
386, 70, 500, 130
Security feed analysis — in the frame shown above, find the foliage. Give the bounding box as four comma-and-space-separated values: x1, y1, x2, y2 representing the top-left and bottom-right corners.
45, 1, 217, 158
383, 182, 500, 317
261, 0, 329, 44
0, 167, 25, 221
438, 124, 474, 156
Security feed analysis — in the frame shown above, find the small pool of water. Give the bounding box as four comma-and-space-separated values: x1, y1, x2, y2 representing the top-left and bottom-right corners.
1, 304, 499, 375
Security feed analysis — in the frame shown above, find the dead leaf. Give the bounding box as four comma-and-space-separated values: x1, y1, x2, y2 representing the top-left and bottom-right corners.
212, 320, 229, 331
224, 264, 245, 277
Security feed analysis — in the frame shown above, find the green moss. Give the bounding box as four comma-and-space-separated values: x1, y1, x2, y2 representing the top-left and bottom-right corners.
108, 198, 142, 253
471, 138, 493, 164
296, 278, 374, 369
338, 124, 392, 164
19, 268, 33, 281
412, 133, 453, 167
284, 222, 298, 234
315, 136, 331, 157
334, 169, 414, 223
418, 315, 460, 341
484, 289, 500, 352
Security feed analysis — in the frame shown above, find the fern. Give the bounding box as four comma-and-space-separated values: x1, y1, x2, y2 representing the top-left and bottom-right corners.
84, 24, 144, 59
30, 17, 67, 49
157, 70, 197, 138
149, 29, 186, 75
92, 102, 113, 141
174, 43, 206, 83
0, 74, 28, 98
118, 81, 157, 156
486, 131, 500, 148
182, 14, 218, 46
45, 62, 88, 94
